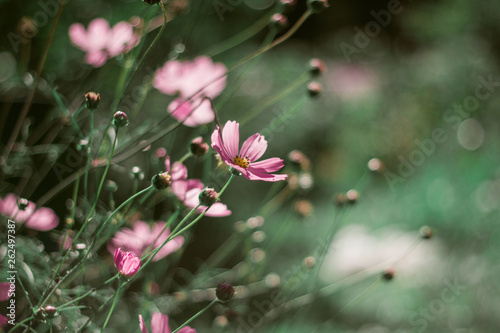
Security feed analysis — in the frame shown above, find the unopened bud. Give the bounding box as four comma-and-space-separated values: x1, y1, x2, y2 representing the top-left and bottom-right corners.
420, 226, 433, 239
307, 81, 323, 97
294, 199, 313, 217
155, 147, 168, 160
308, 58, 327, 76
346, 190, 359, 204
307, 0, 330, 14
382, 267, 396, 281
152, 172, 171, 190
18, 198, 29, 210
280, 0, 297, 8
113, 111, 129, 127
368, 158, 385, 173
132, 166, 145, 180
85, 92, 100, 110
270, 13, 288, 30
190, 137, 209, 156
105, 180, 118, 192
43, 305, 58, 319
334, 193, 347, 207
18, 17, 37, 40
216, 282, 236, 302
199, 188, 219, 206
143, 0, 160, 5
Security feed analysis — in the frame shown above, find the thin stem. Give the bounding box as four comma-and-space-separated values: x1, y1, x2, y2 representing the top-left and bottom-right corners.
171, 299, 218, 333
83, 110, 94, 215
56, 289, 95, 310
38, 128, 121, 308
178, 151, 192, 164
100, 282, 122, 332
2, 0, 66, 161
8, 316, 34, 332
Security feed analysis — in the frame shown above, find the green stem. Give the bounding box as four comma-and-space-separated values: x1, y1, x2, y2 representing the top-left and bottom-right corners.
171, 299, 218, 333
100, 282, 122, 332
178, 151, 192, 164
8, 315, 34, 332
38, 128, 120, 308
83, 110, 94, 215
56, 289, 95, 310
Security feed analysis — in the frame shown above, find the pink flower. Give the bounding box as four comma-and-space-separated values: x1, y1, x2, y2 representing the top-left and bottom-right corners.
167, 98, 215, 127
165, 158, 231, 217
114, 248, 141, 278
0, 283, 10, 326
0, 194, 59, 231
211, 121, 288, 182
108, 221, 184, 262
69, 18, 140, 67
139, 313, 195, 333
154, 56, 227, 99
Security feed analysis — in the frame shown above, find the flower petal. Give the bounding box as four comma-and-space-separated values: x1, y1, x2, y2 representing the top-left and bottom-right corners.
151, 312, 171, 333
69, 23, 89, 50
245, 168, 288, 182
211, 126, 231, 162
107, 21, 134, 57
240, 134, 267, 162
248, 157, 284, 173
168, 98, 214, 127
25, 207, 59, 231
178, 327, 196, 333
221, 121, 239, 158
139, 315, 149, 333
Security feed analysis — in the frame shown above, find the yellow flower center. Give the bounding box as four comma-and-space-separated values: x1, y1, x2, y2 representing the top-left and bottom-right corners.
233, 155, 250, 169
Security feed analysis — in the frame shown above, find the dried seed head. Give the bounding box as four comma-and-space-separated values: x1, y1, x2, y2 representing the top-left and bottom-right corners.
151, 172, 171, 190
18, 198, 29, 210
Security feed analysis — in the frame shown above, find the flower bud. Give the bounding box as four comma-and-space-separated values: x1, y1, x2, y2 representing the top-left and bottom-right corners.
346, 189, 359, 204
114, 248, 141, 278
307, 81, 323, 97
155, 147, 168, 160
420, 226, 433, 239
280, 0, 297, 8
269, 13, 288, 30
216, 282, 236, 302
190, 137, 209, 156
43, 305, 58, 319
113, 111, 129, 127
17, 17, 37, 41
105, 180, 118, 192
307, 0, 330, 14
152, 172, 171, 190
143, 0, 160, 5
368, 158, 385, 173
18, 198, 29, 210
382, 267, 396, 281
334, 193, 347, 207
85, 92, 100, 110
294, 199, 313, 217
132, 166, 145, 180
199, 187, 219, 206
308, 58, 327, 76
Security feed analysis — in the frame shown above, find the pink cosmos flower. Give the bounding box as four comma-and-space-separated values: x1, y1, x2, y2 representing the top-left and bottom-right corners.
165, 157, 231, 217
69, 18, 140, 67
154, 56, 227, 99
167, 98, 215, 127
154, 56, 227, 127
107, 221, 184, 262
211, 121, 288, 182
0, 194, 59, 231
114, 248, 141, 278
139, 313, 195, 333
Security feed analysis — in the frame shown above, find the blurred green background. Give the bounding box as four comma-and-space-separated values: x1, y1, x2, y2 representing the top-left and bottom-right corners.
1, 0, 500, 332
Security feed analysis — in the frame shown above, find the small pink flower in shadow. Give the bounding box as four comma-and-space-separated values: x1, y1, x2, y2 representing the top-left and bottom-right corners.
139, 312, 196, 333
69, 18, 140, 67
211, 120, 288, 182
114, 248, 141, 278
154, 56, 227, 99
0, 194, 59, 231
165, 158, 231, 217
167, 98, 215, 127
107, 221, 184, 262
